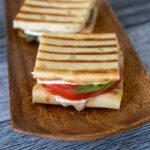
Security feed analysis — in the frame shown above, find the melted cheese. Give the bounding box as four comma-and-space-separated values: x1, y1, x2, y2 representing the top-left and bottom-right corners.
37, 79, 89, 111
54, 96, 88, 111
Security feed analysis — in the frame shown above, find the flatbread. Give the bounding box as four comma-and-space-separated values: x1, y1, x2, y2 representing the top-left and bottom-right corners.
13, 0, 96, 33
18, 5, 99, 40
33, 33, 121, 84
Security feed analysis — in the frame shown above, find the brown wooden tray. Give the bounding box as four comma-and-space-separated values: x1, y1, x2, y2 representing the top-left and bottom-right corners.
5, 0, 150, 141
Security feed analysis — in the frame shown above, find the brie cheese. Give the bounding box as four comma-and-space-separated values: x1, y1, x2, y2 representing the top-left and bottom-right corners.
54, 96, 88, 111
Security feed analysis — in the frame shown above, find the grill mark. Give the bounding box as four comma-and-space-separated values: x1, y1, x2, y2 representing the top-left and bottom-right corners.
24, 4, 89, 10
34, 67, 118, 73
42, 35, 116, 41
15, 18, 81, 24
37, 58, 118, 63
19, 10, 83, 17
39, 50, 118, 55
41, 43, 118, 48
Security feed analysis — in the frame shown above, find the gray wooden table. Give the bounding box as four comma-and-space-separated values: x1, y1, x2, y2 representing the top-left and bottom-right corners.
1, 0, 150, 149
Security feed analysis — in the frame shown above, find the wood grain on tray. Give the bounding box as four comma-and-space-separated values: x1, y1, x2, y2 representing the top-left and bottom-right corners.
5, 0, 150, 140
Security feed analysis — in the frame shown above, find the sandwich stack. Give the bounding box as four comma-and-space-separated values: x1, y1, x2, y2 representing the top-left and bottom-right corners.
13, 0, 98, 40
32, 33, 123, 111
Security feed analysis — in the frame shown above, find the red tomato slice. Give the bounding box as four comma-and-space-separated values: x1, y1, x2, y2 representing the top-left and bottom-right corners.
42, 78, 122, 100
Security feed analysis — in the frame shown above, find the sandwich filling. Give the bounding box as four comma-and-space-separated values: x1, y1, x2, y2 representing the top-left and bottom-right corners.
38, 66, 122, 111
34, 68, 122, 111
41, 82, 121, 111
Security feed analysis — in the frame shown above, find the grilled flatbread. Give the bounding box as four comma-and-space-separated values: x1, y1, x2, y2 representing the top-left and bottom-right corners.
13, 0, 97, 34
17, 5, 98, 41
32, 33, 123, 111
33, 33, 120, 84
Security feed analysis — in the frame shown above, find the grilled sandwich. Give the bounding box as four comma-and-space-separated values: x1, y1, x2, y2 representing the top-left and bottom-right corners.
32, 33, 123, 111
13, 0, 98, 41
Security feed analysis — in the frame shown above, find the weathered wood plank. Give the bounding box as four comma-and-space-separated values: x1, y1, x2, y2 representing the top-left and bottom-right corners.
1, 121, 150, 149
0, 0, 10, 122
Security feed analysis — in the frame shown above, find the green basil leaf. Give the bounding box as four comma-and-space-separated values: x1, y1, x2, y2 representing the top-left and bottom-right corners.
73, 81, 115, 93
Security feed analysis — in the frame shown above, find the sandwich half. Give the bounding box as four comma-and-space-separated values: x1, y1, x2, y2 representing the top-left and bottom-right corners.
32, 33, 124, 111
13, 0, 98, 41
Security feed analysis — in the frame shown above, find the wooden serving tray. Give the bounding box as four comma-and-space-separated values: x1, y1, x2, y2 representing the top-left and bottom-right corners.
5, 0, 150, 141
